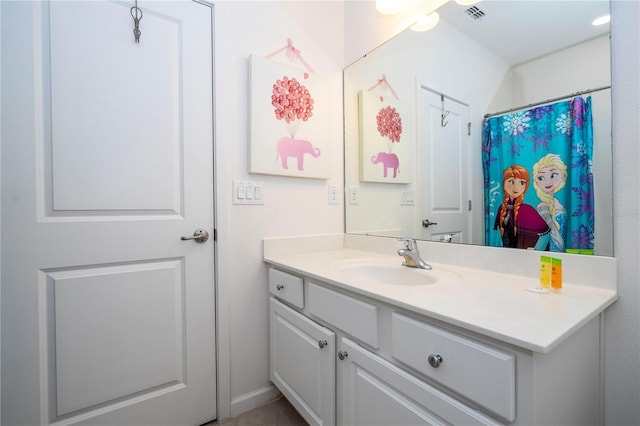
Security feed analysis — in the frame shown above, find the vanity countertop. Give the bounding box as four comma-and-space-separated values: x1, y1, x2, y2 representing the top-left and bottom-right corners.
264, 247, 618, 353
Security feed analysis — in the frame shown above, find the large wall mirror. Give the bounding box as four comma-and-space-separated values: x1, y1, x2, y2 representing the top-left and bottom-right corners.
344, 0, 613, 256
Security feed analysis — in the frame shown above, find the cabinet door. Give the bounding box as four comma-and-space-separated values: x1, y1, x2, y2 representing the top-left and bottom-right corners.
270, 297, 336, 426
338, 338, 500, 426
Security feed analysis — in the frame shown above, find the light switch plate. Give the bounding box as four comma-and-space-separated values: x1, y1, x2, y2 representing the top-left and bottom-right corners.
349, 186, 359, 205
233, 180, 264, 205
401, 190, 416, 206
328, 184, 339, 205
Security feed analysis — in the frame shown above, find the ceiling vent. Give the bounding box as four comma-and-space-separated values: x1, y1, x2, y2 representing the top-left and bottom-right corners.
461, 5, 486, 21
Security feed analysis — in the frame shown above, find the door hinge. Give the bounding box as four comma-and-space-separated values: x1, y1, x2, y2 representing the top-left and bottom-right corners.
213, 228, 217, 241
468, 200, 472, 211
467, 122, 471, 136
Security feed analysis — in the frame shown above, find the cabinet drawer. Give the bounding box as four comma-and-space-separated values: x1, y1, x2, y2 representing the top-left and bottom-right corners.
339, 338, 500, 426
391, 313, 515, 422
308, 282, 379, 348
269, 268, 304, 309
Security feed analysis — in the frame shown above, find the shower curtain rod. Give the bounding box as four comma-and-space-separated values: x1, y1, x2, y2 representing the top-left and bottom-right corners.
421, 85, 469, 106
484, 85, 611, 118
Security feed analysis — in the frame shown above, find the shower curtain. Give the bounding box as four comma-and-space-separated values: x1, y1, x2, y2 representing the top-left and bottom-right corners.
482, 96, 594, 253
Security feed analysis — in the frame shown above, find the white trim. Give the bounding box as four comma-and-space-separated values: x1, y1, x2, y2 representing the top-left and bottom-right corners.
230, 385, 281, 418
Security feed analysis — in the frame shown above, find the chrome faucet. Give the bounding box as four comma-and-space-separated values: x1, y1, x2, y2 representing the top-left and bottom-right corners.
397, 238, 432, 270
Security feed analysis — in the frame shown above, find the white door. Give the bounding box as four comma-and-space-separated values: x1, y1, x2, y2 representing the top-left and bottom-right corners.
417, 87, 471, 243
1, 1, 216, 425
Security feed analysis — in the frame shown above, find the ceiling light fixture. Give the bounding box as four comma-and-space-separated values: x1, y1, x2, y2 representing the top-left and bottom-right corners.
411, 11, 440, 32
591, 14, 610, 26
376, 0, 410, 15
455, 0, 481, 5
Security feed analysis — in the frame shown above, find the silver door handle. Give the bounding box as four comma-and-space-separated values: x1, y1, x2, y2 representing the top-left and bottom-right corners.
181, 228, 209, 243
422, 219, 438, 228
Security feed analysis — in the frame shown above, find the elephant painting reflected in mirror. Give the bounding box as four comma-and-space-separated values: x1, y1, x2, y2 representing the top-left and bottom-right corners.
276, 137, 321, 171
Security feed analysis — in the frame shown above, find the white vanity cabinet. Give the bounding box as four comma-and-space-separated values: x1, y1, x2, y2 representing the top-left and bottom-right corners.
268, 265, 605, 426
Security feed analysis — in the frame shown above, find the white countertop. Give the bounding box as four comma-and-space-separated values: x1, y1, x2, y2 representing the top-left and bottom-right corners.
264, 246, 618, 353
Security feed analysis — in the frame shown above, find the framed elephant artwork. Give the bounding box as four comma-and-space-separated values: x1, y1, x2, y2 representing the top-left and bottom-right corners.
249, 54, 330, 179
358, 90, 412, 184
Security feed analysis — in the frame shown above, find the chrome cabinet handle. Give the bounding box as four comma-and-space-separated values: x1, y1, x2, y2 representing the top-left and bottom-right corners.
428, 354, 443, 368
318, 340, 328, 349
276, 284, 285, 291
180, 228, 209, 243
338, 350, 349, 360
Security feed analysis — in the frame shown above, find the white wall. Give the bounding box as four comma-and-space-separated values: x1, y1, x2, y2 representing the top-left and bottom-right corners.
490, 34, 611, 112
213, 1, 344, 418
606, 1, 640, 424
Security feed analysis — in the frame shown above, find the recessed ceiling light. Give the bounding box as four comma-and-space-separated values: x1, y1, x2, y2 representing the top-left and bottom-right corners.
592, 14, 610, 26
455, 0, 481, 5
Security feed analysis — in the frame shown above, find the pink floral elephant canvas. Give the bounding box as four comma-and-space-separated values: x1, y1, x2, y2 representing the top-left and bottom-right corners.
249, 54, 330, 179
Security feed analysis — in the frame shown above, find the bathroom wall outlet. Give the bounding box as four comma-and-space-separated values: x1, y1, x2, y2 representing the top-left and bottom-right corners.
401, 190, 416, 206
233, 180, 264, 205
349, 186, 359, 205
328, 184, 339, 205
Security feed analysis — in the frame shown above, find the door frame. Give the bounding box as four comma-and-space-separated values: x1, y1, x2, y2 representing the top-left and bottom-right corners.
0, 1, 221, 424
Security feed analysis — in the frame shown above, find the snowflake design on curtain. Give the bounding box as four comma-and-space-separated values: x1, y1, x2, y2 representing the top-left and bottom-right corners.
555, 113, 573, 135
502, 111, 531, 136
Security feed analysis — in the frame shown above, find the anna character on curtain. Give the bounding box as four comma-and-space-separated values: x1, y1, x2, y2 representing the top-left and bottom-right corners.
533, 154, 568, 252
494, 165, 550, 250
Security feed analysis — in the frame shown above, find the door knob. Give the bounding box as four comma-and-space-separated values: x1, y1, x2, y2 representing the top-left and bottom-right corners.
180, 228, 209, 243
422, 219, 438, 228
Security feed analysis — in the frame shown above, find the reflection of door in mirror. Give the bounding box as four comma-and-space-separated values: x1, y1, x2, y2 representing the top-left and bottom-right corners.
418, 87, 470, 244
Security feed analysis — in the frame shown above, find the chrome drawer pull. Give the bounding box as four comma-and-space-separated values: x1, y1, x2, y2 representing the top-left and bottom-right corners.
276, 284, 285, 291
338, 351, 349, 360
318, 340, 328, 349
428, 354, 443, 368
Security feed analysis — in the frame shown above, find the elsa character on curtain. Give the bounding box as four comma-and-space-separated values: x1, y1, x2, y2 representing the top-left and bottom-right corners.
533, 154, 568, 252
494, 165, 550, 250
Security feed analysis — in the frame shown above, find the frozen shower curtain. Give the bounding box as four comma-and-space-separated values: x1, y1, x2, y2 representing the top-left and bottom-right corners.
483, 96, 595, 253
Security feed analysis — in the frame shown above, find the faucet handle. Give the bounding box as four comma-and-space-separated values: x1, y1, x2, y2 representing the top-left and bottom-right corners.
398, 237, 418, 251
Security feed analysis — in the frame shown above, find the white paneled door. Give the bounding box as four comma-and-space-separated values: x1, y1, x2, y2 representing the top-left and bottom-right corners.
418, 87, 471, 244
1, 1, 216, 425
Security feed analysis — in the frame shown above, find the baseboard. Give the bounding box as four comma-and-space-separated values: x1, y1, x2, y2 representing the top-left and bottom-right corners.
230, 384, 282, 418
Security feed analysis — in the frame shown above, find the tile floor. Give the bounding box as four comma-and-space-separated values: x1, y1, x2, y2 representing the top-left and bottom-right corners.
205, 396, 308, 426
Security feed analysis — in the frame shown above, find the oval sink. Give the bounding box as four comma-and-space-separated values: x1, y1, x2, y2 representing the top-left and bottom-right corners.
336, 259, 460, 286
341, 263, 437, 286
